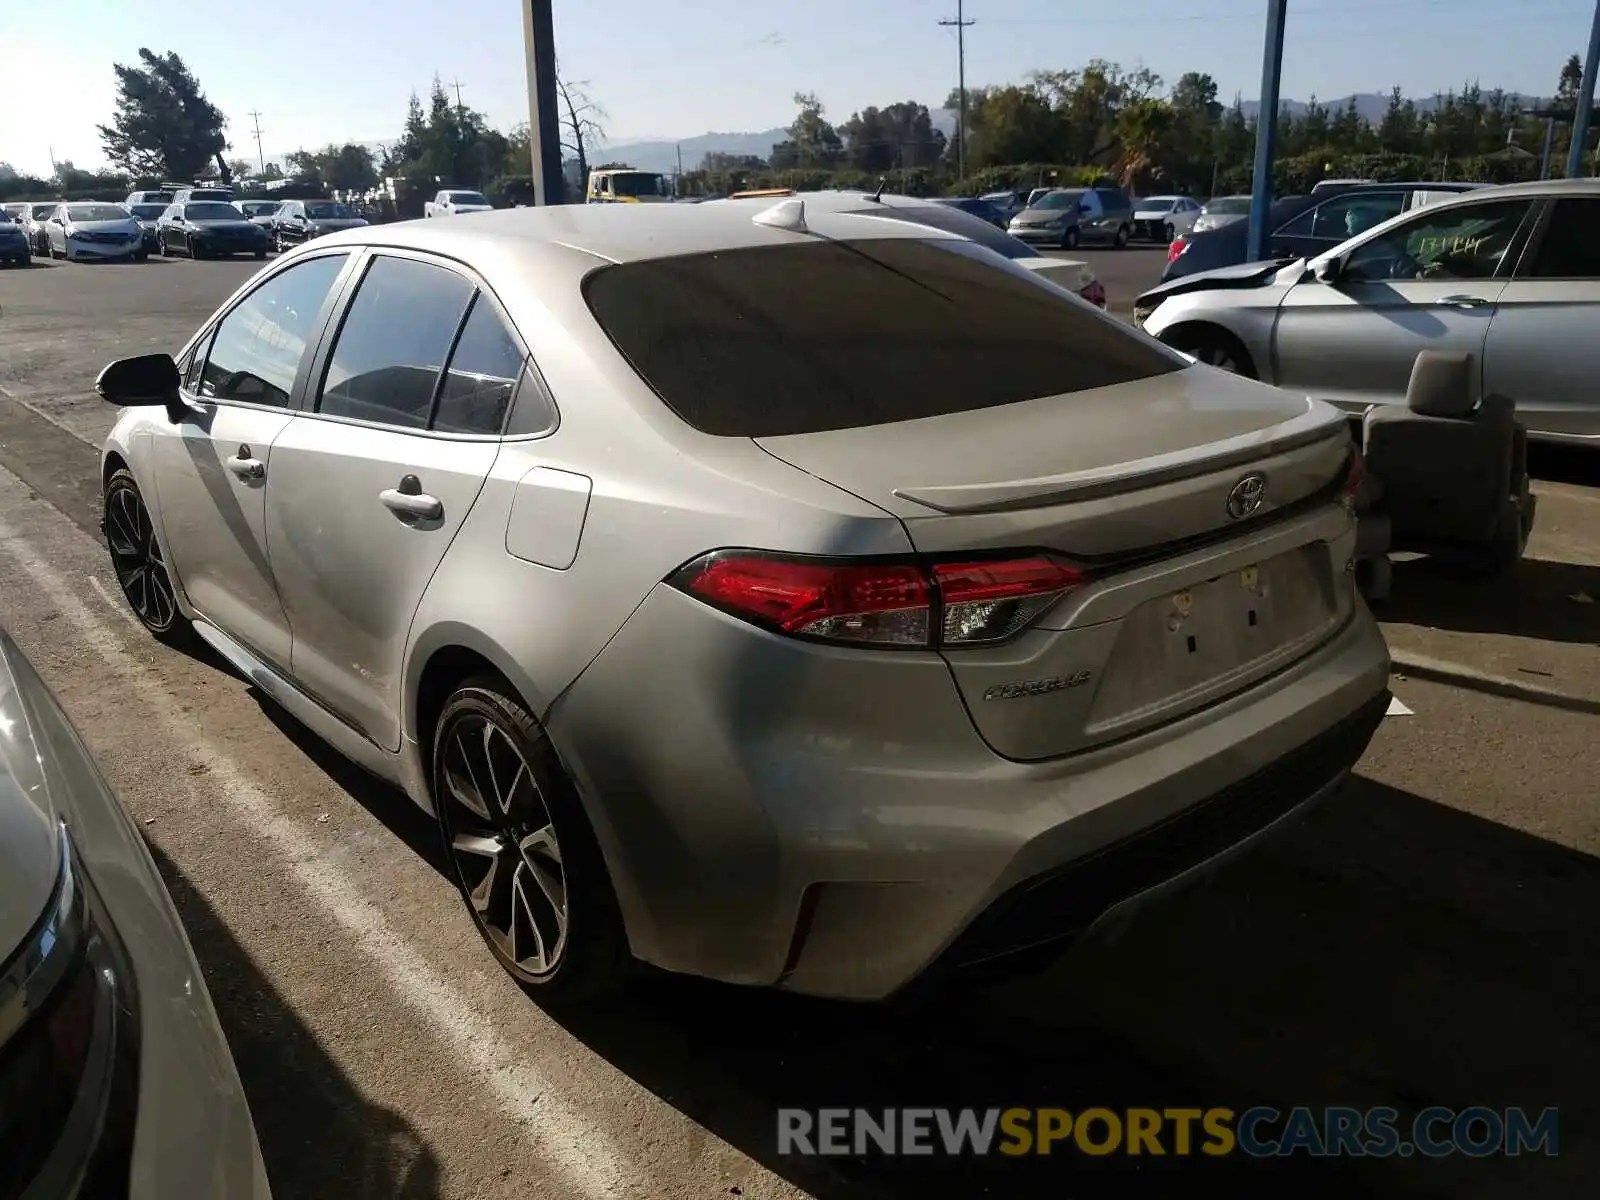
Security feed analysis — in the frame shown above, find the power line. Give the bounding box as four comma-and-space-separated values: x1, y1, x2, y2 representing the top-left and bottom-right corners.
248, 110, 266, 175
938, 1, 976, 178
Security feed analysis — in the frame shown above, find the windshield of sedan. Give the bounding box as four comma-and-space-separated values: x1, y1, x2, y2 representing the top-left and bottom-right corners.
584, 238, 1182, 437
306, 203, 355, 219
242, 202, 281, 217
30, 204, 55, 219
1032, 191, 1080, 211
1139, 197, 1179, 212
129, 204, 167, 220
1206, 196, 1252, 214
185, 202, 244, 220
65, 204, 129, 223
447, 192, 490, 207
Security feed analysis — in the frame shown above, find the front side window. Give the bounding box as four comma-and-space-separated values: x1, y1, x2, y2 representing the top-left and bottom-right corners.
1342, 199, 1535, 283
1522, 198, 1600, 279
317, 255, 475, 428
198, 254, 348, 406
433, 296, 525, 434
1276, 192, 1405, 240
584, 238, 1184, 438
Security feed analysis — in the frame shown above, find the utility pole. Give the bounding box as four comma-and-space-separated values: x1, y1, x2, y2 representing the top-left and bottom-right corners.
1568, 0, 1600, 179
248, 110, 266, 175
448, 78, 467, 113
938, 1, 975, 179
1246, 0, 1289, 264
521, 0, 565, 204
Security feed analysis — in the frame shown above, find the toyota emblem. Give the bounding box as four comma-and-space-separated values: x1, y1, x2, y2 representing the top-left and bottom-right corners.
1226, 472, 1268, 520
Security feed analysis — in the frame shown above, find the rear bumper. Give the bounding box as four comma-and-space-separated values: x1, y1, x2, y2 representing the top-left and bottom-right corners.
547, 585, 1391, 1001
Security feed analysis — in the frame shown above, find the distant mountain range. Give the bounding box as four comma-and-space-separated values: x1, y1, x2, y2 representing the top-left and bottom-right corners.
267, 90, 1551, 179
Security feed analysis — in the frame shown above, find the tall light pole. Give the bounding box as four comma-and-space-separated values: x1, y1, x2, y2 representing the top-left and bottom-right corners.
521, 0, 566, 204
1246, 0, 1289, 264
939, 1, 976, 179
1567, 0, 1600, 179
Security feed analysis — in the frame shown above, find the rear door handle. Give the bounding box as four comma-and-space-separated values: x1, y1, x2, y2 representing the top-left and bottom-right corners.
380, 474, 443, 520
1439, 294, 1490, 308
226, 446, 265, 480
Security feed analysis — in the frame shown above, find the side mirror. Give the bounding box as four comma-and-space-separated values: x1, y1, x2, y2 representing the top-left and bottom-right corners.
95, 354, 184, 421
1314, 257, 1342, 284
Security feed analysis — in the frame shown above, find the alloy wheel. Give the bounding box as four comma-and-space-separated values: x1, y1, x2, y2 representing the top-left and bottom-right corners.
104, 479, 178, 632
440, 713, 569, 979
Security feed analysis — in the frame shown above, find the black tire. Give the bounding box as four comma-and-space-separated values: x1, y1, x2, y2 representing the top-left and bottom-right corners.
188, 234, 202, 259
103, 468, 189, 643
433, 676, 631, 1003
1062, 226, 1079, 250
1163, 325, 1258, 378
253, 249, 266, 259
1161, 221, 1175, 243
273, 231, 285, 254
158, 236, 170, 257
1113, 223, 1131, 249
134, 252, 149, 263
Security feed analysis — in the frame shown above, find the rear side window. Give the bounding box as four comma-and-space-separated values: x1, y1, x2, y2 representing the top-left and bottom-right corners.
1524, 198, 1600, 279
317, 255, 475, 428
433, 295, 525, 434
584, 239, 1183, 437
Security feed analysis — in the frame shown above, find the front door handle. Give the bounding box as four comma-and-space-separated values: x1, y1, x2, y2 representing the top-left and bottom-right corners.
380, 474, 443, 521
1438, 294, 1490, 308
226, 446, 265, 480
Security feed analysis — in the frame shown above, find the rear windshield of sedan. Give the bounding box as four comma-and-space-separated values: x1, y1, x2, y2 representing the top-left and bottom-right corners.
306, 203, 354, 219
583, 238, 1184, 437
66, 205, 129, 222
185, 202, 243, 220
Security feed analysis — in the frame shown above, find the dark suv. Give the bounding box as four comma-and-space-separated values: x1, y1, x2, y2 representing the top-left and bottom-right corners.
1163, 181, 1484, 280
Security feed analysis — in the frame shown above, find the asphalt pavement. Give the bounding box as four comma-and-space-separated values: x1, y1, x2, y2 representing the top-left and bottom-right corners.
0, 252, 1596, 1199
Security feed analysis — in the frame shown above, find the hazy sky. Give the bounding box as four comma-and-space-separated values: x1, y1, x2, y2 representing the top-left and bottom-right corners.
1, 0, 1592, 176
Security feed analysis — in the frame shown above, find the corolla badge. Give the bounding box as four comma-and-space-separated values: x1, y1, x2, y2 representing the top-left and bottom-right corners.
983, 670, 1093, 701
1226, 472, 1268, 520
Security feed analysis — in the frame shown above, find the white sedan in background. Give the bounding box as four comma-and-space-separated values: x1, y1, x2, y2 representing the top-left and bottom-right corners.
1132, 195, 1203, 242
44, 203, 147, 262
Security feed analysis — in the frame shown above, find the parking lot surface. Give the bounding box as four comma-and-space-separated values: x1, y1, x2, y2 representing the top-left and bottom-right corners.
1, 253, 1597, 1198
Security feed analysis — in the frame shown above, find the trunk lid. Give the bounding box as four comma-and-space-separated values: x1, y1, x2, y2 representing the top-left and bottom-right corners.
754, 365, 1349, 556
756, 368, 1357, 760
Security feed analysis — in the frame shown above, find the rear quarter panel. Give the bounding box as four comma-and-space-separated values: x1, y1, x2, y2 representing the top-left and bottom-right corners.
402, 242, 913, 740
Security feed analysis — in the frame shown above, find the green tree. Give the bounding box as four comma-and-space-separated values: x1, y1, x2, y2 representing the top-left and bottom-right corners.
98, 49, 230, 181
384, 78, 508, 189
287, 143, 380, 191
770, 93, 844, 169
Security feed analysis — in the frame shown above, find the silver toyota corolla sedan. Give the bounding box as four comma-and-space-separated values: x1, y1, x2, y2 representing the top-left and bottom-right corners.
1137, 178, 1600, 444
0, 630, 270, 1196
93, 199, 1391, 1002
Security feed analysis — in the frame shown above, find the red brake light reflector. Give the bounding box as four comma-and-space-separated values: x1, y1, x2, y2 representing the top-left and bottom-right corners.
670, 551, 1085, 649
675, 553, 931, 645
1167, 236, 1188, 263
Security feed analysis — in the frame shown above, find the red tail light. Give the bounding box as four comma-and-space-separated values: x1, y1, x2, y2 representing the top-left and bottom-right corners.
1167, 236, 1188, 264
669, 551, 1086, 649
1079, 279, 1107, 309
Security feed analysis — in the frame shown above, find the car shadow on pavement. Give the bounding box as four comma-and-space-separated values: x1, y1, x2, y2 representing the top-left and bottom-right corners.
249, 697, 453, 877
553, 776, 1597, 1199
1381, 556, 1600, 645
144, 841, 444, 1198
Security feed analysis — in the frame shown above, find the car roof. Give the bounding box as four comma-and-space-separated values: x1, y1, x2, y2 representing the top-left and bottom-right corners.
310, 194, 970, 267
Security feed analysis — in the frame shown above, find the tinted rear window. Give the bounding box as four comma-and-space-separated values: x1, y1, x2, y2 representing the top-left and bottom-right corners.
583, 239, 1183, 437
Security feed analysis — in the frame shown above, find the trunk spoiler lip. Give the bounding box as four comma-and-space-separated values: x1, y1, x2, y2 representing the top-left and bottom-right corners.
891, 404, 1348, 516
